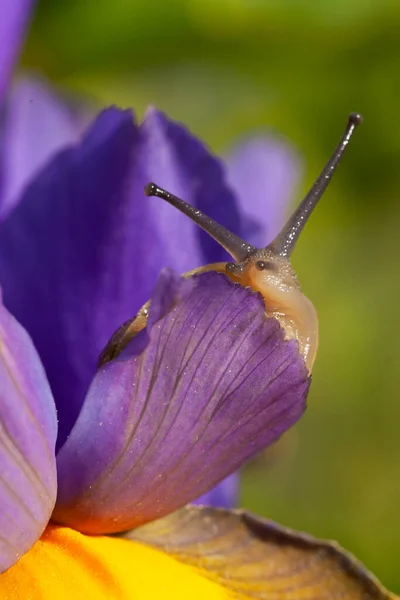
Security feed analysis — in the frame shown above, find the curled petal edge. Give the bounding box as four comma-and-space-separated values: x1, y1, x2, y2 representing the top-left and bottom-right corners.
125, 505, 398, 600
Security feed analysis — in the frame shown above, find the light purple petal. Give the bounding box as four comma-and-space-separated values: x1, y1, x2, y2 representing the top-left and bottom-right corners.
0, 298, 57, 572
194, 473, 238, 509
0, 1, 35, 104
0, 107, 250, 449
54, 270, 309, 534
0, 77, 81, 217
225, 136, 301, 246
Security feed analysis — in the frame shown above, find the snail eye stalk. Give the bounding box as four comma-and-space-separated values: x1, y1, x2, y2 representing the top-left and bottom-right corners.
267, 112, 363, 257
145, 113, 363, 263
144, 183, 256, 263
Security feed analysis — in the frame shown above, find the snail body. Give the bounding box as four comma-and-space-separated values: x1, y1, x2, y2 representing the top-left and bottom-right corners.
225, 250, 318, 371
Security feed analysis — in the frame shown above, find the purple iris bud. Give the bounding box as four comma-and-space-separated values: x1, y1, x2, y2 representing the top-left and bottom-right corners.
0, 105, 300, 452
0, 99, 304, 562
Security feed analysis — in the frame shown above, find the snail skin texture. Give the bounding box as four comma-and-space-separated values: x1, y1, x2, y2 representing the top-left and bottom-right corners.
225, 250, 318, 372
100, 113, 362, 373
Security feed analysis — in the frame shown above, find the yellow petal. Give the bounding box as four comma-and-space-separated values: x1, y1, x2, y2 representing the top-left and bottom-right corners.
0, 524, 230, 600
128, 506, 398, 600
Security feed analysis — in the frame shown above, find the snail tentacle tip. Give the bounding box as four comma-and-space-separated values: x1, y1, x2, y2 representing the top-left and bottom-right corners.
349, 112, 363, 126
144, 182, 158, 197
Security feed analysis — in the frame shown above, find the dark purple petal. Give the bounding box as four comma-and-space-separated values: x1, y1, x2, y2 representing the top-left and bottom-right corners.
194, 473, 238, 509
0, 107, 252, 448
128, 505, 395, 600
0, 77, 80, 217
54, 270, 309, 534
0, 1, 34, 103
0, 107, 137, 447
225, 136, 301, 246
0, 299, 57, 572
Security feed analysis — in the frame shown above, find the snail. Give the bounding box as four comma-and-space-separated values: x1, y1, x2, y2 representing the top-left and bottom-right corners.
99, 113, 362, 372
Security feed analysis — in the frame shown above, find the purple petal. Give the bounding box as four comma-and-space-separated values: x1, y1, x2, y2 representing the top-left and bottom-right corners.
0, 1, 35, 104
0, 299, 57, 572
54, 270, 309, 534
194, 473, 238, 509
0, 77, 81, 217
141, 108, 244, 265
0, 107, 250, 448
128, 505, 395, 600
225, 136, 301, 246
0, 107, 138, 447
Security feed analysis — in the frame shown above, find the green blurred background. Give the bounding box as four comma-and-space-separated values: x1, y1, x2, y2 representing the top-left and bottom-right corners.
21, 0, 400, 590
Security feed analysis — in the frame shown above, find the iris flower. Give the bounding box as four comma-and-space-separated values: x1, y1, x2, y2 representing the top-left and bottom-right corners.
0, 2, 398, 599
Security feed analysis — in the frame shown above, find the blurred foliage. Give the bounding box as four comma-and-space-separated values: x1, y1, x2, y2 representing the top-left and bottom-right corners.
20, 0, 400, 590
